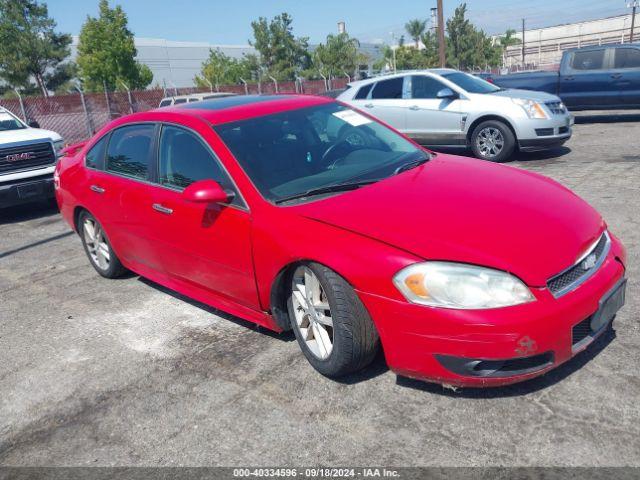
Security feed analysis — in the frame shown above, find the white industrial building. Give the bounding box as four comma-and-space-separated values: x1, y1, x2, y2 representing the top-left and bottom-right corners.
500, 13, 640, 70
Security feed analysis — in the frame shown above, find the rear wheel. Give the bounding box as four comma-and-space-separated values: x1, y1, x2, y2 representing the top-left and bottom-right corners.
79, 211, 127, 278
287, 263, 379, 377
470, 120, 516, 162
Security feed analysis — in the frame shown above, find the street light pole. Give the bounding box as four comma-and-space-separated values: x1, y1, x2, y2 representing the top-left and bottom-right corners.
628, 1, 639, 43
437, 0, 446, 67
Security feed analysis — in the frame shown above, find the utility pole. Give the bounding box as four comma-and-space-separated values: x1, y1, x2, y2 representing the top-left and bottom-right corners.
628, 1, 639, 43
521, 18, 526, 65
437, 0, 446, 67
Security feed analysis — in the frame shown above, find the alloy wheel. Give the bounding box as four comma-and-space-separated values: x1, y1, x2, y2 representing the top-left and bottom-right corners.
477, 127, 504, 158
291, 266, 334, 360
83, 217, 110, 271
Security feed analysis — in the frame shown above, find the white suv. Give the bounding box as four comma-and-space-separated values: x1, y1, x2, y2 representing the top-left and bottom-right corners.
0, 107, 63, 208
337, 69, 573, 162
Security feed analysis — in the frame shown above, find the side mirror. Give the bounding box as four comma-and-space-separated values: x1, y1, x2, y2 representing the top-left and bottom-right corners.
27, 119, 40, 128
436, 88, 458, 100
182, 179, 233, 204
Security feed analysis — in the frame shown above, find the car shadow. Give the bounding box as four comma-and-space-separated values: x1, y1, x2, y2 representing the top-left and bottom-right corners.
395, 325, 616, 398
136, 276, 296, 342
512, 146, 572, 163
0, 199, 59, 225
574, 111, 640, 124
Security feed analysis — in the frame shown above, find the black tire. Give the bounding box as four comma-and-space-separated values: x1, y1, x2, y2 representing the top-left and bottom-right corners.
287, 262, 380, 378
78, 210, 127, 279
470, 120, 516, 163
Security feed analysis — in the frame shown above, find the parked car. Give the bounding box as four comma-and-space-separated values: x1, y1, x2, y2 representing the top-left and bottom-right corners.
158, 92, 236, 107
0, 107, 63, 209
489, 43, 640, 110
55, 95, 626, 387
337, 69, 573, 162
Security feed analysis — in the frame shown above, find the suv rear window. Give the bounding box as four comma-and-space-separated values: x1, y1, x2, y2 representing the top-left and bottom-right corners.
571, 49, 605, 70
371, 77, 404, 99
614, 48, 640, 69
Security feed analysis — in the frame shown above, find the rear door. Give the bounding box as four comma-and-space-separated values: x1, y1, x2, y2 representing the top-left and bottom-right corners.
142, 124, 259, 310
349, 77, 407, 130
559, 48, 618, 108
404, 75, 465, 145
611, 46, 640, 107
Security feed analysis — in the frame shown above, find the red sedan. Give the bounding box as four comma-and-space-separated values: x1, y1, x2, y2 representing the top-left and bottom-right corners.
54, 95, 627, 387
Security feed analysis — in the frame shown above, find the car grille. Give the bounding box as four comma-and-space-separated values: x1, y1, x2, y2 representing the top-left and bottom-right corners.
0, 142, 56, 174
547, 232, 610, 297
546, 101, 566, 115
535, 128, 554, 136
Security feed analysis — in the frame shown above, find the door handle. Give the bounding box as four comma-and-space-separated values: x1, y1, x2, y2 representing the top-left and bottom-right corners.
89, 185, 105, 194
611, 73, 622, 79
152, 203, 173, 215
564, 76, 574, 81
364, 103, 374, 108
409, 105, 420, 111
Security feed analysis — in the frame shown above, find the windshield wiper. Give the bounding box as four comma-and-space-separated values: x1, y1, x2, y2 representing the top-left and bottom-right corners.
274, 179, 378, 204
394, 156, 430, 175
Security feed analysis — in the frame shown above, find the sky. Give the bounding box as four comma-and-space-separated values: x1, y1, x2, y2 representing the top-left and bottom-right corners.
45, 0, 628, 45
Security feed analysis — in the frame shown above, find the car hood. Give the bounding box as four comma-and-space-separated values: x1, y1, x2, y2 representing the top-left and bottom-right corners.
0, 127, 61, 146
292, 154, 604, 287
489, 88, 560, 103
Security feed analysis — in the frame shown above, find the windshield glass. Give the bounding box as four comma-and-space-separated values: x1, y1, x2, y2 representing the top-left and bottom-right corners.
441, 71, 501, 94
0, 112, 26, 132
214, 103, 428, 204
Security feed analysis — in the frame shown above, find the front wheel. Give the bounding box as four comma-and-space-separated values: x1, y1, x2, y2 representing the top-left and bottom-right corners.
470, 120, 516, 162
287, 263, 380, 378
78, 211, 127, 278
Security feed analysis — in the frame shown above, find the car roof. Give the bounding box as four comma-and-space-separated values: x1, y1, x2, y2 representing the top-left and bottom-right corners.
346, 69, 458, 88
152, 94, 334, 125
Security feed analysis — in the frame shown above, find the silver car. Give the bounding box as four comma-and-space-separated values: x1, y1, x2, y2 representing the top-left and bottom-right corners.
337, 69, 573, 162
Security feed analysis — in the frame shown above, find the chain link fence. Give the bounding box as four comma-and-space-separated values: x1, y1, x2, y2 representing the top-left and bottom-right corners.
0, 77, 349, 145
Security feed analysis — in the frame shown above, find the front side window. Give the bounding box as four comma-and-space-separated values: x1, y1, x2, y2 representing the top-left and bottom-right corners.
0, 112, 26, 132
214, 103, 428, 204
159, 99, 172, 107
85, 134, 109, 170
106, 124, 155, 180
158, 125, 242, 206
571, 50, 605, 70
174, 98, 187, 104
371, 77, 404, 99
411, 75, 448, 99
614, 48, 640, 69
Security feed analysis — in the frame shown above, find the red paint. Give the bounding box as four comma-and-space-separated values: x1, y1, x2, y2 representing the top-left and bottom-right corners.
55, 95, 626, 387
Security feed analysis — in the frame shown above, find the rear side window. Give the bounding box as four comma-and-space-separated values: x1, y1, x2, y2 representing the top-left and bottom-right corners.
85, 135, 108, 170
614, 48, 640, 69
173, 98, 187, 104
411, 75, 447, 99
159, 99, 172, 107
106, 124, 155, 180
158, 125, 242, 206
571, 49, 605, 70
354, 83, 373, 99
188, 98, 200, 103
371, 77, 404, 99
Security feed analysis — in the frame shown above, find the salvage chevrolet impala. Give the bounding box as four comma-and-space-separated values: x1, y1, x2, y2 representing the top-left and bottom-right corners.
54, 95, 627, 387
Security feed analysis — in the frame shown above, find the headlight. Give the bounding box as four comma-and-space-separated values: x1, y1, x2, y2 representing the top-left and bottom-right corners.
393, 261, 535, 309
511, 98, 549, 119
53, 139, 64, 157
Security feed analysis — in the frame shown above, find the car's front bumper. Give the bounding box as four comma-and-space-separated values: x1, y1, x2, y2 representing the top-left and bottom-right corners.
516, 114, 574, 152
0, 173, 55, 209
357, 234, 626, 387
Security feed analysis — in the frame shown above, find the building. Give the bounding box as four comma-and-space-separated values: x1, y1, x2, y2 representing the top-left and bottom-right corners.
498, 13, 640, 70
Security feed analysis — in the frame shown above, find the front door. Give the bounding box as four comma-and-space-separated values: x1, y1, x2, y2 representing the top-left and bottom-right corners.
404, 75, 465, 145
143, 124, 259, 310
611, 46, 640, 107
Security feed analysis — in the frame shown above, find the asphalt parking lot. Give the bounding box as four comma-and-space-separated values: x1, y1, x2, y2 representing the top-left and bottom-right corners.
1, 112, 639, 467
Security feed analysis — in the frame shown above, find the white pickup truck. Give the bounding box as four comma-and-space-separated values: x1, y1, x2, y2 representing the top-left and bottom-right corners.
0, 107, 63, 208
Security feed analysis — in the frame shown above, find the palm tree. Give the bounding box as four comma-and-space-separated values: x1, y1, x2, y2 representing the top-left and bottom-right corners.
405, 19, 427, 48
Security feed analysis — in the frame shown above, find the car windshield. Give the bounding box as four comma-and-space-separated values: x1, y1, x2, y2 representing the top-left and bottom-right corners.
441, 71, 501, 94
0, 112, 26, 131
214, 103, 429, 204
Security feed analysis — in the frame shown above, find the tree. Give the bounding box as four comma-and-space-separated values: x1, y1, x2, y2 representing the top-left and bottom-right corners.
405, 19, 427, 48
497, 28, 521, 48
311, 33, 360, 78
76, 0, 153, 92
0, 0, 73, 96
194, 50, 258, 89
445, 3, 501, 69
249, 13, 310, 81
